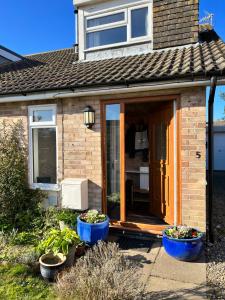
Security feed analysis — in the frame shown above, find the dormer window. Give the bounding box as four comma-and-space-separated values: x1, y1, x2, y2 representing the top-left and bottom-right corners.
85, 4, 150, 50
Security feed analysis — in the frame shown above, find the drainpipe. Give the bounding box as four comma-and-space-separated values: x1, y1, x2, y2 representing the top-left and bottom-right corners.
207, 76, 217, 243
74, 8, 78, 53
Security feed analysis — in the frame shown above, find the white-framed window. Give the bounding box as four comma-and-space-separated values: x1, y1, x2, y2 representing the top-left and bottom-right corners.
28, 104, 58, 190
85, 3, 151, 50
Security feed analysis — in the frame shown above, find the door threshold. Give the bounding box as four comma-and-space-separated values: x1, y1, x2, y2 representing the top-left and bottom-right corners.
110, 220, 167, 236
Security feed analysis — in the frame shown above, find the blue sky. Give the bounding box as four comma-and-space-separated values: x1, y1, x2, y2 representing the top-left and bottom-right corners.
0, 0, 225, 119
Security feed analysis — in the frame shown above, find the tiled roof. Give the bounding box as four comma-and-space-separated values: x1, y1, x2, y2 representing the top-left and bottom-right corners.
0, 30, 225, 96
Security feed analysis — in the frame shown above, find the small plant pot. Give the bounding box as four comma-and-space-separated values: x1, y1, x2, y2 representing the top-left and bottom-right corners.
39, 253, 66, 282
162, 228, 204, 262
64, 245, 77, 268
77, 216, 109, 245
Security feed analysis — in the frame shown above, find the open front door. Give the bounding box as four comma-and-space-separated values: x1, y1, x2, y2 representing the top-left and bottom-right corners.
149, 103, 174, 224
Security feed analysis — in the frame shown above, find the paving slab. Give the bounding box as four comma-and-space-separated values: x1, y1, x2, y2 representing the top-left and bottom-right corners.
150, 246, 206, 285
146, 276, 207, 300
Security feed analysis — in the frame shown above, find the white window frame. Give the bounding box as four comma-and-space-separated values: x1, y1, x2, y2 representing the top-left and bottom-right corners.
28, 104, 59, 191
84, 2, 152, 51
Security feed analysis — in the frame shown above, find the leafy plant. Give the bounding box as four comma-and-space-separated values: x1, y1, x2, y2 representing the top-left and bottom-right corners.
0, 120, 45, 230
165, 226, 202, 239
57, 209, 78, 227
37, 228, 80, 256
107, 193, 120, 204
10, 232, 39, 246
80, 210, 107, 224
56, 241, 144, 300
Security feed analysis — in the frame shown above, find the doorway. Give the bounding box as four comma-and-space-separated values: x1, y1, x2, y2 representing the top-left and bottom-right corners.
102, 97, 179, 231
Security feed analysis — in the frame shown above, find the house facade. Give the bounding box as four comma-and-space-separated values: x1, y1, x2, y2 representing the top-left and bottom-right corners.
0, 0, 225, 233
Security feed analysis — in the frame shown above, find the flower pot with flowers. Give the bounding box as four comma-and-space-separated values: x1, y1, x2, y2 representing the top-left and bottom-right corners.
163, 226, 204, 261
77, 210, 109, 245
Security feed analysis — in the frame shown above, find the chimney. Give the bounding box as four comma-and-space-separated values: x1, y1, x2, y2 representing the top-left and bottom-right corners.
153, 0, 199, 50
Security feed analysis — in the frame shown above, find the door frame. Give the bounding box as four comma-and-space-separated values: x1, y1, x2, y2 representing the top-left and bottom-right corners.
101, 94, 181, 233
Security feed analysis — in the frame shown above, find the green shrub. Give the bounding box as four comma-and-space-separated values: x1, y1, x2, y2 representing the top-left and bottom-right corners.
57, 209, 79, 228
0, 120, 44, 230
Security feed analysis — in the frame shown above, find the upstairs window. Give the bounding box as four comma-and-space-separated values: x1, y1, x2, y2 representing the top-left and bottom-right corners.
85, 4, 150, 50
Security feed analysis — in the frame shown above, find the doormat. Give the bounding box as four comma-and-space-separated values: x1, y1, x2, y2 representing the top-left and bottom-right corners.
117, 236, 153, 253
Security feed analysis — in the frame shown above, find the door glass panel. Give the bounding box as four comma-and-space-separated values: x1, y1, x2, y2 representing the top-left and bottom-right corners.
155, 123, 166, 160
106, 104, 120, 220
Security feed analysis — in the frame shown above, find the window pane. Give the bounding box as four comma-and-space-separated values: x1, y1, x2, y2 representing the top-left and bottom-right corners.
87, 12, 124, 28
33, 109, 53, 122
33, 128, 56, 184
106, 104, 120, 220
155, 123, 167, 161
131, 7, 148, 38
86, 26, 127, 48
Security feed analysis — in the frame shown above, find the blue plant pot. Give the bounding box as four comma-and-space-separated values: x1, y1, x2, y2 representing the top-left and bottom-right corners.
77, 216, 109, 245
162, 228, 204, 261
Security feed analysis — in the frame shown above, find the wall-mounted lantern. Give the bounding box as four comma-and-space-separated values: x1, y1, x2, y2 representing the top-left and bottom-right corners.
83, 105, 95, 129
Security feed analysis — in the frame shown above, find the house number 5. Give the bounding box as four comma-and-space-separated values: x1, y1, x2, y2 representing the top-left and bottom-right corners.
196, 151, 201, 159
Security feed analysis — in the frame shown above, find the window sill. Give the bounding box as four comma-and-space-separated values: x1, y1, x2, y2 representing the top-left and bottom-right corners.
84, 38, 152, 53
31, 183, 61, 192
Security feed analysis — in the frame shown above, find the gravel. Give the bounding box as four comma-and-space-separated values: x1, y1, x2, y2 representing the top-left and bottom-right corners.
207, 172, 225, 299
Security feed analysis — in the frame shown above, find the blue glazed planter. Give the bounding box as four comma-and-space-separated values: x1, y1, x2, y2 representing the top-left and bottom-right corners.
162, 228, 204, 261
77, 216, 109, 245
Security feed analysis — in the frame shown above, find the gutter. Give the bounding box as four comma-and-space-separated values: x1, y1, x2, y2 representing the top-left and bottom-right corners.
207, 76, 217, 244
0, 79, 225, 103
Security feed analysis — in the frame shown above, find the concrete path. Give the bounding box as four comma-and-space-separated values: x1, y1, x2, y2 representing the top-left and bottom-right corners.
121, 240, 207, 300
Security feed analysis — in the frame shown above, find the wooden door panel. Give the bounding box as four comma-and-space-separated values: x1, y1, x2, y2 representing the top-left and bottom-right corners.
150, 103, 174, 224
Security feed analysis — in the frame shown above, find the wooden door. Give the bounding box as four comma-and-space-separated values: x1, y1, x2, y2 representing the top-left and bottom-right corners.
149, 103, 174, 224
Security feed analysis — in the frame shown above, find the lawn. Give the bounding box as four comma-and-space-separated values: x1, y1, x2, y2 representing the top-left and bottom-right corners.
0, 263, 54, 300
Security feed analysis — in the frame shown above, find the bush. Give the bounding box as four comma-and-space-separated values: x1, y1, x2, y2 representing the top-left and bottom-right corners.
56, 241, 144, 300
0, 120, 44, 229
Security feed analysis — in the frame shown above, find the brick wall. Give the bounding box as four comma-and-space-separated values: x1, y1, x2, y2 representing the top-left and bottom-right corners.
180, 88, 206, 231
0, 87, 206, 230
153, 0, 199, 49
61, 98, 102, 209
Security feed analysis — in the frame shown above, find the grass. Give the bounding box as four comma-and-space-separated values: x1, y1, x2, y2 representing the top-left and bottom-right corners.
0, 263, 55, 300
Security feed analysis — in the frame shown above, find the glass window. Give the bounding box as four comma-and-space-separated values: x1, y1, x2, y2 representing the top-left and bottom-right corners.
106, 104, 120, 220
32, 128, 56, 184
33, 109, 53, 122
155, 123, 167, 161
131, 7, 148, 38
87, 12, 125, 28
86, 26, 127, 49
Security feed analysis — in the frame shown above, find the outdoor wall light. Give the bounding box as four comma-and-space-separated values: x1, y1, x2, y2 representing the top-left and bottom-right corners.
83, 105, 95, 129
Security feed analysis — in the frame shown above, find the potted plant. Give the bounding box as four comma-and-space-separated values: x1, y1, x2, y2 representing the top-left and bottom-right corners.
38, 227, 81, 280
77, 210, 109, 245
163, 225, 204, 261
57, 209, 78, 230
39, 253, 66, 282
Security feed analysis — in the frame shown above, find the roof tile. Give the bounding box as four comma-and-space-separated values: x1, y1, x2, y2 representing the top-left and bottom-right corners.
0, 30, 225, 96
